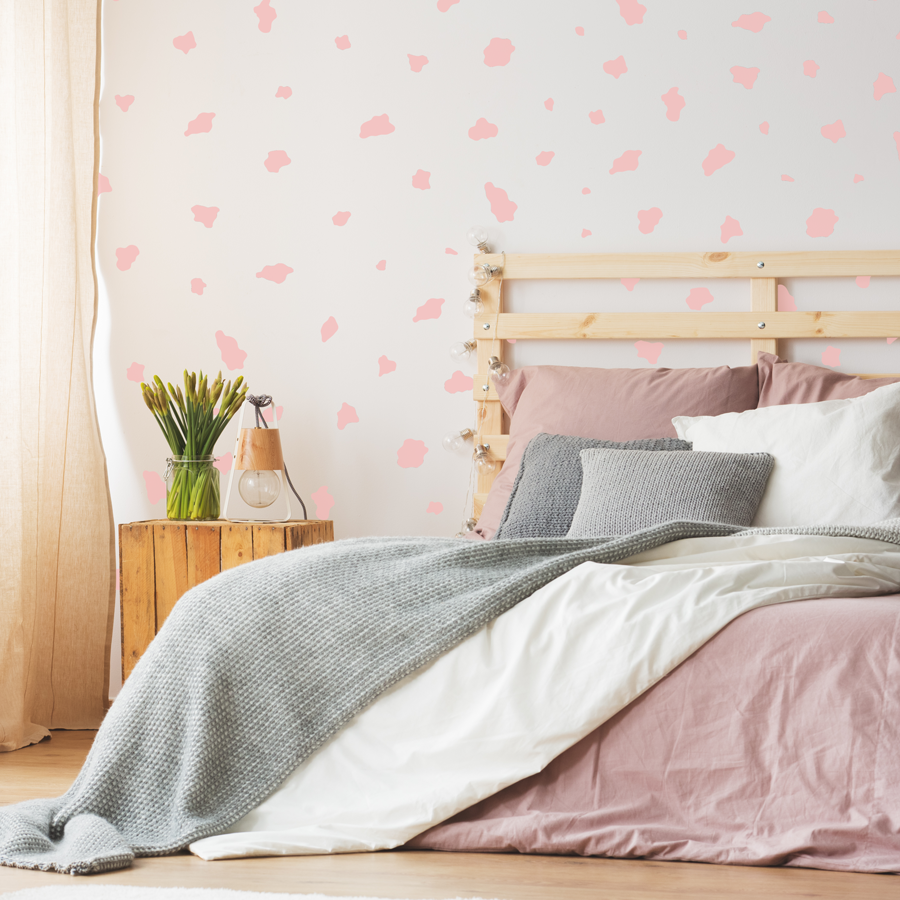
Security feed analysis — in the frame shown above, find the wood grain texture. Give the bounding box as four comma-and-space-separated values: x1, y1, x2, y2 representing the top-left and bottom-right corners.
186, 525, 221, 590
252, 524, 286, 559
475, 250, 900, 279
751, 278, 779, 362
152, 524, 187, 630
1, 731, 896, 900
234, 428, 284, 470
221, 523, 253, 569
118, 524, 155, 682
474, 272, 505, 495
473, 311, 900, 341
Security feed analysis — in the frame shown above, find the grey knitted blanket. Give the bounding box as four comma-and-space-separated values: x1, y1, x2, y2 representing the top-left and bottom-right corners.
3, 520, 900, 875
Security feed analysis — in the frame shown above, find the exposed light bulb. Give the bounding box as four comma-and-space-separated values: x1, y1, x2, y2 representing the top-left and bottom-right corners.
488, 356, 511, 384
466, 226, 489, 253
455, 517, 478, 538
467, 264, 497, 288
449, 340, 476, 363
238, 469, 282, 508
463, 291, 484, 319
473, 444, 497, 476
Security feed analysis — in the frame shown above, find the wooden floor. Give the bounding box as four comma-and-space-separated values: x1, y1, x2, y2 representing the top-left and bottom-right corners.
0, 732, 897, 899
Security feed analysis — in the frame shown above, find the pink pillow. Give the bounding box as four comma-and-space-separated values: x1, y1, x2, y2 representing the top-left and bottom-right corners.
757, 352, 899, 406
476, 364, 759, 539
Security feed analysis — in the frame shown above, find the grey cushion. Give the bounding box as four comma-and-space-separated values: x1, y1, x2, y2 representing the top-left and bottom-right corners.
567, 448, 774, 538
494, 433, 692, 540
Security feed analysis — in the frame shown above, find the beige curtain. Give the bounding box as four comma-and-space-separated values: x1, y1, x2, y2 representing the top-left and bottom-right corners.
0, 0, 114, 751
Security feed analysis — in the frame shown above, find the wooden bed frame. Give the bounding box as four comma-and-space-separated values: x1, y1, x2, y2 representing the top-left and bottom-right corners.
470, 250, 900, 521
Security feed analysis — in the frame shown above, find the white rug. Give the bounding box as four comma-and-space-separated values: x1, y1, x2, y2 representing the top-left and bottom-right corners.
5, 887, 497, 900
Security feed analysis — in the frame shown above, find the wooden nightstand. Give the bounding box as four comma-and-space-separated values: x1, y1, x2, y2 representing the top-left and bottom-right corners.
119, 519, 334, 681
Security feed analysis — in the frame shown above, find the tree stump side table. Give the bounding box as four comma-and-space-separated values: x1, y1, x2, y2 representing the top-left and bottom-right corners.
119, 519, 334, 681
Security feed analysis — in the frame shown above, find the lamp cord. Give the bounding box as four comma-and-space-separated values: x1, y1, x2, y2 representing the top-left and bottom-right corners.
247, 394, 309, 520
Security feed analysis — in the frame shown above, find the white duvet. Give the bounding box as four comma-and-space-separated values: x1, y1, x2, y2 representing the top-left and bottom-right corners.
190, 530, 900, 861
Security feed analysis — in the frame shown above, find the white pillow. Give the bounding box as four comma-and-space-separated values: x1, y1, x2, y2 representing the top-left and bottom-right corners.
673, 382, 900, 527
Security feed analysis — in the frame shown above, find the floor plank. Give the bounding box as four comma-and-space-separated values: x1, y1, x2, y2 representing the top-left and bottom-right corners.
0, 732, 896, 899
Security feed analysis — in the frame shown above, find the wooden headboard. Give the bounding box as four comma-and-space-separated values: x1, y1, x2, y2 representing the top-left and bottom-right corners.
470, 250, 900, 520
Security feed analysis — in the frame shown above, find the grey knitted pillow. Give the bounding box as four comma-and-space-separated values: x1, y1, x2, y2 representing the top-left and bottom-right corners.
494, 433, 692, 540
567, 448, 774, 538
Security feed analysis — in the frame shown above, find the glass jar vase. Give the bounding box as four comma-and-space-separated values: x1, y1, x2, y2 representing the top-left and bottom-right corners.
165, 456, 220, 520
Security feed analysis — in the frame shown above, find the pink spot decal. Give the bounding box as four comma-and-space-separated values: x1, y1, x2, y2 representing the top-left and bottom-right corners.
336, 402, 359, 430
603, 56, 628, 79
685, 287, 714, 310
114, 95, 134, 112
426, 502, 443, 515
334, 35, 350, 50
661, 87, 685, 121
359, 114, 395, 138
609, 149, 641, 174
637, 207, 663, 234
215, 330, 247, 370
821, 346, 841, 368
720, 216, 743, 244
412, 169, 431, 189
311, 486, 334, 519
468, 117, 499, 140
806, 207, 838, 238
677, 30, 687, 40
874, 73, 896, 101
581, 229, 592, 238
173, 31, 196, 54
264, 150, 291, 172
214, 453, 232, 474
97, 174, 112, 194
143, 471, 165, 505
588, 109, 606, 125
544, 98, 554, 111
437, 0, 459, 10
820, 120, 845, 143
535, 151, 555, 166
332, 211, 351, 226
483, 38, 515, 67
889, 338, 898, 345
759, 121, 769, 134
731, 12, 771, 33
635, 341, 664, 365
126, 362, 144, 383
817, 11, 834, 23
575, 26, 585, 36
730, 66, 760, 89
621, 278, 640, 291
275, 86, 292, 99
256, 263, 294, 284
781, 174, 794, 182
616, 0, 646, 25
445, 247, 458, 255
582, 187, 591, 195
184, 112, 215, 136
191, 205, 219, 228
191, 278, 207, 295
777, 285, 796, 311
702, 143, 736, 176
115, 246, 139, 271
507, 339, 517, 344
895, 132, 900, 161
408, 54, 429, 72
444, 371, 473, 394
397, 439, 428, 469
321, 316, 338, 342
254, 0, 276, 33
376, 259, 386, 270
803, 60, 820, 78
484, 182, 517, 222
854, 174, 864, 183
856, 276, 871, 288
413, 298, 445, 322
378, 355, 396, 376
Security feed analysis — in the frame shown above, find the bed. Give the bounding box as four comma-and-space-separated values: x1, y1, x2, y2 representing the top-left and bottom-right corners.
4, 249, 900, 876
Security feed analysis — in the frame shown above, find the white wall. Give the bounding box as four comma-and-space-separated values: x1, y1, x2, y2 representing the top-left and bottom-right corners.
97, 0, 900, 692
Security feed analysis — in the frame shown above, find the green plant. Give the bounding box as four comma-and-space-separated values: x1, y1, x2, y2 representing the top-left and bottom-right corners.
140, 370, 248, 519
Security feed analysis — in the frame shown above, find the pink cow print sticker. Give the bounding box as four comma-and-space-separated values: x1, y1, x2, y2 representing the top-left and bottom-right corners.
359, 115, 395, 138
173, 32, 196, 54
98, 174, 112, 194
484, 183, 517, 222
444, 371, 473, 394
191, 205, 219, 228
685, 288, 714, 310
635, 341, 664, 365
126, 362, 145, 382
413, 298, 444, 322
275, 86, 292, 98
321, 316, 338, 342
469, 118, 498, 140
114, 95, 134, 112
603, 56, 628, 79
637, 208, 663, 234
412, 169, 431, 189
185, 112, 215, 136
483, 38, 515, 67
731, 12, 771, 32
397, 439, 428, 468
311, 486, 334, 519
116, 246, 139, 270
702, 144, 735, 176
616, 0, 646, 25
661, 87, 685, 121
535, 151, 555, 166
408, 55, 429, 72
264, 151, 291, 172
254, 0, 276, 33
806, 208, 838, 238
777, 285, 797, 311
336, 403, 358, 430
143, 471, 166, 505
191, 278, 207, 295
426, 502, 443, 515
378, 355, 396, 376
609, 150, 641, 174
335, 35, 350, 50
256, 264, 293, 284
215, 330, 247, 370
730, 66, 760, 89
720, 216, 743, 243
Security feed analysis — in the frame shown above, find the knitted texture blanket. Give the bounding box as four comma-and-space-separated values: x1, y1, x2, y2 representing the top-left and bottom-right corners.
3, 520, 900, 875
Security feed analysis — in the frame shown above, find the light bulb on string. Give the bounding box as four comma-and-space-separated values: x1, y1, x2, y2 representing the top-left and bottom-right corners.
488, 356, 511, 385
442, 428, 474, 454
473, 444, 496, 476
466, 226, 490, 254
468, 264, 499, 289
463, 291, 483, 319
455, 518, 478, 538
238, 469, 282, 508
450, 340, 476, 363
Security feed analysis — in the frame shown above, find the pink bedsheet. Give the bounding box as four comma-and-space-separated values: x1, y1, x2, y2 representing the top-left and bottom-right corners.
409, 596, 900, 872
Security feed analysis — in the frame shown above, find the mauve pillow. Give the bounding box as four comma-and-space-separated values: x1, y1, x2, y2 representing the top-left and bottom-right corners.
757, 352, 900, 407
475, 364, 759, 539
